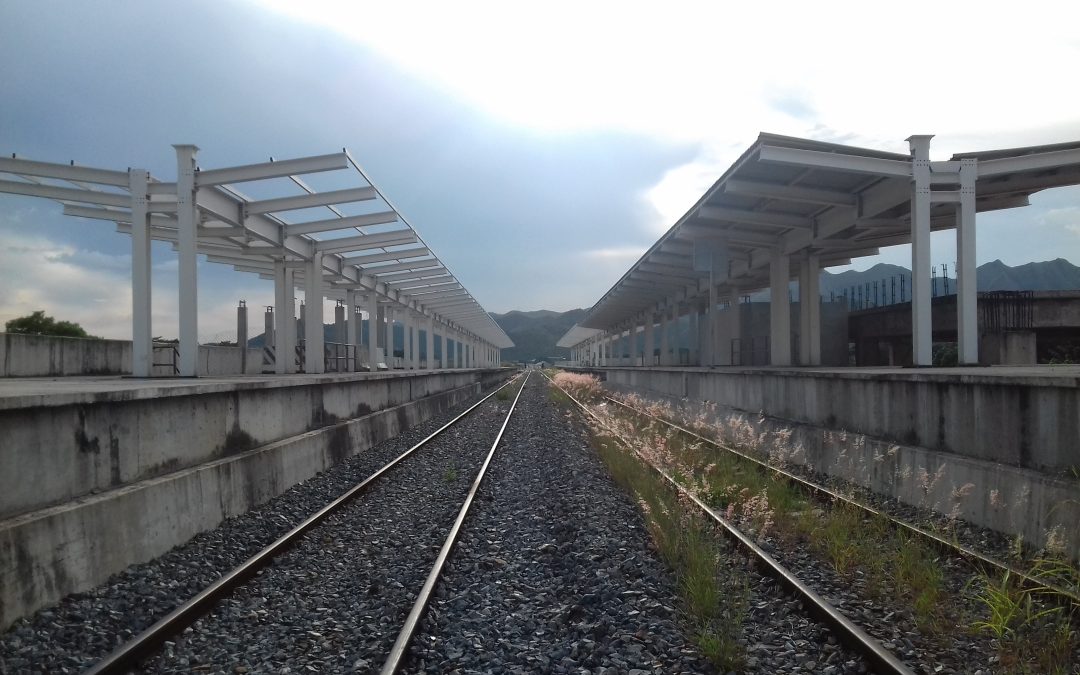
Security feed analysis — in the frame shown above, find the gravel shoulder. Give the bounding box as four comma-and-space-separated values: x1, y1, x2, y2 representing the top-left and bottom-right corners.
0, 385, 505, 674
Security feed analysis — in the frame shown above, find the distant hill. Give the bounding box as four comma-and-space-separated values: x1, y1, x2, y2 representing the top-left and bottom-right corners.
819, 258, 1080, 299
491, 308, 588, 363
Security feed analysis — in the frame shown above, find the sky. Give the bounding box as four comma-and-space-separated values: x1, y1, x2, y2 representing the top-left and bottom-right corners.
1, 0, 1079, 341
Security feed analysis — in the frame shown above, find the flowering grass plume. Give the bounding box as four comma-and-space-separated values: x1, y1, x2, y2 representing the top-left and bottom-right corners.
552, 371, 603, 400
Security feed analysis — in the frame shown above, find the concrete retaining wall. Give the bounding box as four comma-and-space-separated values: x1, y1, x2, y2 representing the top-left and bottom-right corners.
0, 371, 495, 519
0, 333, 262, 377
0, 370, 509, 629
596, 366, 1080, 559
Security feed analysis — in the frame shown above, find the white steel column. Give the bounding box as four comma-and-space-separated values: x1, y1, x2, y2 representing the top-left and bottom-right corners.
807, 254, 821, 365
129, 169, 152, 377
174, 144, 199, 377
406, 315, 419, 369
957, 159, 979, 364
908, 135, 934, 366
643, 317, 654, 367
366, 294, 379, 372
346, 290, 359, 371
727, 295, 743, 365
798, 254, 822, 366
384, 306, 395, 369
405, 313, 415, 369
770, 253, 791, 366
659, 312, 670, 366
426, 318, 435, 369
273, 263, 297, 374
304, 252, 325, 374
688, 311, 699, 365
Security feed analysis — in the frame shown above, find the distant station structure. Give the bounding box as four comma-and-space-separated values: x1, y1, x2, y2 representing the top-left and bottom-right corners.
558, 133, 1080, 367
0, 146, 512, 376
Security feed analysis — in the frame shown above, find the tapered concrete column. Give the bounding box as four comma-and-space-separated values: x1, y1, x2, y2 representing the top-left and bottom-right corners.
128, 169, 152, 377
274, 261, 296, 374
174, 144, 199, 377
304, 252, 325, 374
346, 291, 359, 371
957, 159, 979, 364
770, 253, 791, 366
366, 294, 379, 372
909, 135, 934, 366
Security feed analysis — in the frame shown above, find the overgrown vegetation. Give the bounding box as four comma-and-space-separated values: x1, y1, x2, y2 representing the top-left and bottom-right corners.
589, 430, 747, 670
548, 371, 1080, 673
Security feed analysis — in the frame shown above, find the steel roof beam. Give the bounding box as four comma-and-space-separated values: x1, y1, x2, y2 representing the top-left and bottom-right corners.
382, 270, 451, 284
285, 210, 399, 236
314, 229, 417, 253
196, 152, 349, 186
698, 205, 815, 229
758, 145, 912, 178
978, 147, 1080, 178
345, 247, 431, 266
361, 260, 444, 275
723, 178, 858, 207
0, 179, 131, 208
245, 186, 378, 215
0, 157, 131, 186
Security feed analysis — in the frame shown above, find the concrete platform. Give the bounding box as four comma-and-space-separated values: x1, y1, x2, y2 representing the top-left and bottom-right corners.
0, 368, 511, 629
0, 369, 486, 410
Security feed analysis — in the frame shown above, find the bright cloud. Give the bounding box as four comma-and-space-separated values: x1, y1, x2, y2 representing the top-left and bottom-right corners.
252, 0, 1080, 232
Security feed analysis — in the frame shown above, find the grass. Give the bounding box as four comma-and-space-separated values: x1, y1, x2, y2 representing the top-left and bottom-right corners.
442, 465, 459, 483
495, 387, 513, 401
589, 430, 747, 671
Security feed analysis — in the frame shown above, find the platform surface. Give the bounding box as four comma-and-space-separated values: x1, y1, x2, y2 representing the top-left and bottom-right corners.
0, 368, 494, 410
571, 364, 1080, 387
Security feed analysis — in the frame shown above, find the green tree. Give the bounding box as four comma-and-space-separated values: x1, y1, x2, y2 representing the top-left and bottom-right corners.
5, 310, 96, 338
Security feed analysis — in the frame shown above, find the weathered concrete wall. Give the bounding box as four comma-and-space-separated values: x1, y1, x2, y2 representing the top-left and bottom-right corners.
0, 370, 498, 519
0, 333, 263, 377
0, 373, 508, 630
596, 366, 1080, 559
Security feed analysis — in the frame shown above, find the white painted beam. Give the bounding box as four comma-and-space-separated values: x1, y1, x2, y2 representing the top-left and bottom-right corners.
724, 178, 857, 206
196, 152, 349, 186
314, 230, 417, 253
758, 145, 912, 178
345, 247, 431, 266
698, 205, 814, 229
245, 186, 378, 215
284, 210, 399, 236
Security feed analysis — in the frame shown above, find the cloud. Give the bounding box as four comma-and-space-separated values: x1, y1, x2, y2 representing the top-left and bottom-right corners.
583, 246, 648, 262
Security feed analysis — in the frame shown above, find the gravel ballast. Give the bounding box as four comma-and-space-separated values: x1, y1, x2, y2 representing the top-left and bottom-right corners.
403, 374, 871, 674
0, 382, 508, 674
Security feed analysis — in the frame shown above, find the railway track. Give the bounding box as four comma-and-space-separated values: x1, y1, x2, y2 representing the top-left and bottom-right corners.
85, 373, 528, 674
543, 370, 914, 675
600, 392, 1080, 606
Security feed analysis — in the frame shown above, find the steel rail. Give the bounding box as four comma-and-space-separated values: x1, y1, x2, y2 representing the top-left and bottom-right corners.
84, 373, 523, 675
542, 372, 914, 675
380, 371, 531, 674
602, 394, 1080, 606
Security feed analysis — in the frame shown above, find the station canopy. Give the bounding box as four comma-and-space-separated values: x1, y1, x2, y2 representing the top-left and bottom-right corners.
0, 148, 513, 348
579, 132, 1080, 331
